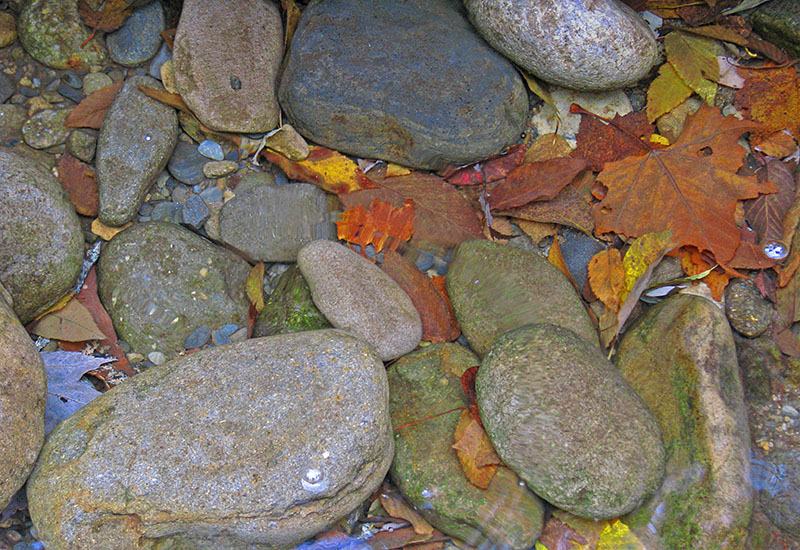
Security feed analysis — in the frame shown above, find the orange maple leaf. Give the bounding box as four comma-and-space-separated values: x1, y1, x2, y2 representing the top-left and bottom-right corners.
593, 105, 774, 264
336, 199, 414, 258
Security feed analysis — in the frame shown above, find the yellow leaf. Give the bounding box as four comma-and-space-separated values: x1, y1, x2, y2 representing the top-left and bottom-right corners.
453, 409, 500, 489
548, 236, 578, 290
521, 72, 559, 123
33, 292, 75, 321
246, 262, 265, 313
649, 134, 670, 147
597, 519, 645, 549
386, 162, 412, 177
621, 231, 678, 304
646, 62, 693, 123
588, 249, 625, 312
665, 31, 719, 104
30, 298, 106, 342
91, 218, 131, 240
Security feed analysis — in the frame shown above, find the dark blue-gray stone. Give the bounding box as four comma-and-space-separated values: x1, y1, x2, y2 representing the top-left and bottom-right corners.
181, 194, 210, 229
148, 41, 172, 80
61, 72, 82, 89
278, 0, 528, 170
150, 200, 182, 224
56, 82, 85, 104
167, 141, 206, 186
559, 231, 606, 293
0, 73, 15, 103
107, 0, 165, 67
183, 325, 211, 349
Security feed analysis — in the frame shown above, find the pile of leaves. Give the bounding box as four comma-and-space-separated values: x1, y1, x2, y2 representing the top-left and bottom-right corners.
28, 0, 800, 548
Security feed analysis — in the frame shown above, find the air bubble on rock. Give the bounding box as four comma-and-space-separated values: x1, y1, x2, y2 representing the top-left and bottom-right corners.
421, 488, 433, 498
301, 467, 329, 493
144, 134, 152, 142
763, 241, 788, 260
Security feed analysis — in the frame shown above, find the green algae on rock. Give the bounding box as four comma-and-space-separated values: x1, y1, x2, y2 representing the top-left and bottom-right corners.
446, 239, 597, 356
97, 222, 250, 360
477, 323, 665, 519
388, 343, 544, 549
27, 330, 393, 550
0, 282, 46, 511
253, 265, 331, 338
616, 295, 753, 550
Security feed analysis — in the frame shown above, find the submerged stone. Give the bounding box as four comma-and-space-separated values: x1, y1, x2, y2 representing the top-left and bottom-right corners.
253, 265, 331, 338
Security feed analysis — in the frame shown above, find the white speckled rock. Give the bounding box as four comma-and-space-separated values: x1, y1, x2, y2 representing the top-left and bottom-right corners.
297, 240, 421, 361
464, 0, 659, 91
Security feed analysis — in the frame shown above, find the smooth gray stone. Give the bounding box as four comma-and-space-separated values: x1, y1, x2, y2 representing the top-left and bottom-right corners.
96, 75, 178, 226
106, 0, 165, 67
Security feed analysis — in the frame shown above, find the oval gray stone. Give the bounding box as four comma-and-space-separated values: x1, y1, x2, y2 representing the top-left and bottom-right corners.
106, 0, 165, 67
446, 239, 597, 357
389, 343, 544, 549
0, 148, 83, 323
0, 282, 46, 511
97, 221, 251, 360
464, 0, 659, 91
477, 323, 666, 519
298, 240, 421, 361
616, 295, 753, 549
18, 0, 107, 70
220, 183, 334, 262
27, 329, 393, 550
172, 0, 283, 133
725, 278, 773, 338
278, 0, 528, 170
96, 75, 179, 226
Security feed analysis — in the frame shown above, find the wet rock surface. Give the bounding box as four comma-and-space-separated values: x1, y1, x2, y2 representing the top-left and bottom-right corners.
27, 330, 394, 550
477, 323, 665, 519
279, 0, 528, 170
253, 265, 330, 338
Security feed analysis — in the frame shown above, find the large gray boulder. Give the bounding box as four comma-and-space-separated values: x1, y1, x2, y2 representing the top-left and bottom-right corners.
96, 75, 179, 226
0, 148, 83, 324
477, 323, 665, 519
279, 0, 528, 170
0, 283, 46, 510
27, 329, 394, 550
97, 222, 251, 360
464, 0, 659, 91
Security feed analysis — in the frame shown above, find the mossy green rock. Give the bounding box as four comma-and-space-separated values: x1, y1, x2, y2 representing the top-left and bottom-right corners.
0, 282, 46, 510
616, 295, 752, 550
18, 0, 107, 69
477, 323, 665, 519
97, 222, 250, 359
27, 329, 394, 550
0, 148, 83, 323
253, 265, 330, 338
388, 344, 544, 549
446, 239, 597, 356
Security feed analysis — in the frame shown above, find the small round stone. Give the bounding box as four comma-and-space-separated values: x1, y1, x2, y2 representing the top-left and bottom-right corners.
184, 325, 211, 349
83, 72, 113, 95
147, 351, 166, 365
724, 278, 773, 338
202, 160, 238, 178
198, 139, 224, 161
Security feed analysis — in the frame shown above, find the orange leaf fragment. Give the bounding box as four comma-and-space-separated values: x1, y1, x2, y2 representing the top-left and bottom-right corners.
337, 199, 414, 257
680, 248, 730, 301
548, 236, 578, 290
593, 105, 772, 264
379, 488, 435, 537
57, 154, 98, 216
431, 275, 460, 341
588, 249, 625, 313
452, 409, 502, 489
735, 65, 800, 141
64, 82, 123, 129
754, 131, 798, 159
78, 0, 132, 32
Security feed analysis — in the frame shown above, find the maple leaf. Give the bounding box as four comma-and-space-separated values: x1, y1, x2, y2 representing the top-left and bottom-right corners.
64, 81, 123, 129
78, 0, 133, 32
573, 110, 654, 171
593, 105, 772, 264
336, 199, 414, 257
735, 65, 800, 141
487, 157, 590, 211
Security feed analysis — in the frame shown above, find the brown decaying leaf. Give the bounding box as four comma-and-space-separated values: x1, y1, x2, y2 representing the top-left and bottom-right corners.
729, 226, 778, 270
593, 105, 771, 265
776, 265, 800, 327
515, 219, 558, 244
281, 0, 302, 48
680, 248, 730, 301
778, 250, 800, 288
64, 81, 123, 129
735, 65, 800, 140
573, 110, 654, 171
548, 236, 578, 290
525, 133, 573, 162
744, 159, 796, 258
75, 268, 133, 376
754, 131, 798, 158
379, 489, 435, 537
381, 251, 456, 343
537, 516, 589, 550
445, 144, 527, 186
588, 249, 625, 312
57, 154, 99, 216
452, 409, 500, 489
501, 171, 596, 234
29, 297, 105, 342
339, 166, 483, 249
78, 0, 133, 32
774, 325, 800, 357
430, 275, 461, 341
487, 157, 589, 211
245, 262, 265, 313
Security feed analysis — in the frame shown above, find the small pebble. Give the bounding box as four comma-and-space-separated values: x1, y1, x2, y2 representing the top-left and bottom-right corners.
230, 327, 248, 342
13, 543, 28, 550
150, 201, 183, 224
198, 139, 225, 161
61, 72, 83, 89
211, 330, 231, 347
181, 195, 210, 229
6, 530, 22, 543
149, 41, 172, 80
147, 351, 166, 365
219, 323, 239, 337
168, 141, 207, 185
56, 82, 85, 104
199, 186, 223, 204
184, 325, 211, 349
203, 160, 238, 178
83, 72, 113, 95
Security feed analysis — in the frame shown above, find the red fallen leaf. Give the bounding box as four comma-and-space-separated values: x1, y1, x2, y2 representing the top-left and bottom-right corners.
445, 144, 527, 186
381, 251, 455, 343
461, 365, 480, 421
754, 271, 777, 302
573, 110, 654, 171
75, 267, 134, 377
488, 157, 590, 211
431, 275, 460, 341
78, 0, 133, 32
57, 154, 99, 216
64, 81, 123, 129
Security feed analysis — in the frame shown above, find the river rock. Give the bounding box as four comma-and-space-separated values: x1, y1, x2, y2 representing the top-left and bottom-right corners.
97, 221, 251, 360
106, 0, 165, 67
172, 0, 283, 133
220, 183, 334, 262
279, 0, 528, 170
96, 75, 179, 226
477, 323, 665, 519
463, 0, 659, 91
253, 265, 331, 338
616, 295, 753, 550
750, 0, 800, 59
27, 329, 394, 550
752, 449, 800, 539
297, 240, 421, 361
388, 343, 544, 549
446, 239, 597, 356
0, 105, 28, 146
21, 108, 71, 150
0, 283, 46, 511
725, 278, 773, 338
18, 0, 107, 70
0, 148, 83, 323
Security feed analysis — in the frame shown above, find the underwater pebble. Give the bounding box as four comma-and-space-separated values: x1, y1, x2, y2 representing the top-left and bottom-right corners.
198, 139, 224, 161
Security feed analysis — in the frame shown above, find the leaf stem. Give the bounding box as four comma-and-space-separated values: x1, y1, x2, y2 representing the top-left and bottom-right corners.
393, 406, 467, 431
